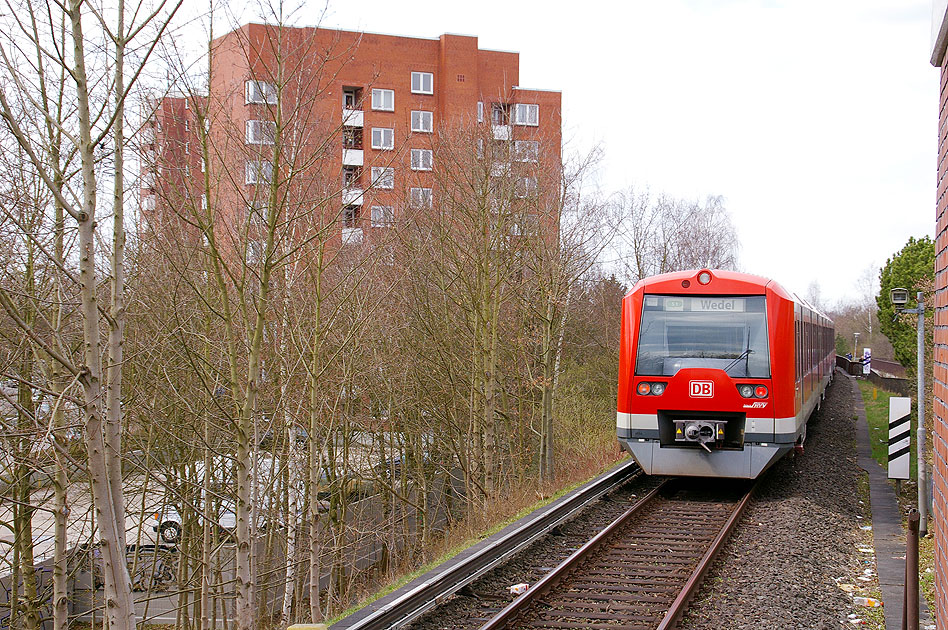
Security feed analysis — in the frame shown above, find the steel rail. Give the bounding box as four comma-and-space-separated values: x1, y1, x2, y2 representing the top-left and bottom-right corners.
478, 477, 758, 630
478, 479, 672, 630
332, 458, 639, 630
656, 477, 760, 630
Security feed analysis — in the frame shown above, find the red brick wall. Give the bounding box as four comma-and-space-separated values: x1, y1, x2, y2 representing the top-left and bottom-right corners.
934, 44, 948, 627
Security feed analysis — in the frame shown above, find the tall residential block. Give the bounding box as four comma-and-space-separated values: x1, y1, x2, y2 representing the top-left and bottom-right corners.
141, 24, 562, 247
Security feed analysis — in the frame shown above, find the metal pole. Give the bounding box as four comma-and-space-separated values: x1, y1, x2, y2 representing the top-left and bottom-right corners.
916, 292, 928, 537
904, 509, 920, 630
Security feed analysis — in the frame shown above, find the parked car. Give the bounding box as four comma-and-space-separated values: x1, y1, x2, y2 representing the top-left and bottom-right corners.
149, 502, 237, 544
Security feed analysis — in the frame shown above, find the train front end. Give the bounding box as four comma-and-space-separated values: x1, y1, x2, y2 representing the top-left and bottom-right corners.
617, 269, 794, 479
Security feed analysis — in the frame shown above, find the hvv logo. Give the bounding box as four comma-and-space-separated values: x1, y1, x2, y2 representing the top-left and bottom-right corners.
689, 381, 714, 397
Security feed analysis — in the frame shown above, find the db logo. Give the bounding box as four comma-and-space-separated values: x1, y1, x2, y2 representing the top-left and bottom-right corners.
689, 381, 714, 397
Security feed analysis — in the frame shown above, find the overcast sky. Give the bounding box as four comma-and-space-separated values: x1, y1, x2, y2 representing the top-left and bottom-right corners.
225, 0, 937, 305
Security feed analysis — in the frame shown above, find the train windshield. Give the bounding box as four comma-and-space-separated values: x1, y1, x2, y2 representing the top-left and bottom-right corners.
635, 295, 770, 378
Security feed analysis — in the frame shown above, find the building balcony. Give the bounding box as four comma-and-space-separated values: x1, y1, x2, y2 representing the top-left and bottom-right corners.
492, 125, 511, 140
342, 227, 363, 245
342, 188, 364, 205
342, 149, 363, 166
342, 108, 364, 127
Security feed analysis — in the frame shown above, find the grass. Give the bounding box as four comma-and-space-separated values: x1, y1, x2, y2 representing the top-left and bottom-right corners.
858, 380, 918, 478
856, 379, 936, 623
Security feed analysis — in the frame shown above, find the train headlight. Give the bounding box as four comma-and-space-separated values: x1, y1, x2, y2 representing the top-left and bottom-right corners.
636, 381, 667, 395
697, 271, 712, 285
738, 384, 769, 399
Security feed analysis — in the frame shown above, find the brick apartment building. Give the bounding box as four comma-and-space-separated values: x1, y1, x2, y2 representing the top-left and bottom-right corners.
141, 24, 562, 248
934, 2, 948, 625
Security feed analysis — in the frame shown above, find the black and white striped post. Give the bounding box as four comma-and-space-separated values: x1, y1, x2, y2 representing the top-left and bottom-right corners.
888, 397, 911, 493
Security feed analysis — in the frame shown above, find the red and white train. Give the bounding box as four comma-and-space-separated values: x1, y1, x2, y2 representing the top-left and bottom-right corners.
617, 269, 834, 478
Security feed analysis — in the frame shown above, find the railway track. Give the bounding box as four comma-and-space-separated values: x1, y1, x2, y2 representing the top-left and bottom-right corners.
478, 477, 757, 630
335, 460, 643, 630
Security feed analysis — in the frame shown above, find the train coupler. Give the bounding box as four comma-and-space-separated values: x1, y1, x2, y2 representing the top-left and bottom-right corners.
674, 420, 727, 451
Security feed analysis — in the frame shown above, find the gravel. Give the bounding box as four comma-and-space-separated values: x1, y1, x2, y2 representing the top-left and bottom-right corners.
407, 476, 666, 629
410, 370, 869, 629
681, 371, 869, 629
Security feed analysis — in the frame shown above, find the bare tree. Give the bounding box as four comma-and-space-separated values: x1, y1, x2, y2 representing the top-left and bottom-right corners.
0, 1, 182, 627
614, 190, 740, 284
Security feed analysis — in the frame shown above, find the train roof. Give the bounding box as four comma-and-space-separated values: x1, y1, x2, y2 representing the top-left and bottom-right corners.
627, 269, 832, 322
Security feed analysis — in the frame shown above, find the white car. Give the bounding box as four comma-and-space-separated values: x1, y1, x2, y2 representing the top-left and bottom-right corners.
150, 503, 237, 544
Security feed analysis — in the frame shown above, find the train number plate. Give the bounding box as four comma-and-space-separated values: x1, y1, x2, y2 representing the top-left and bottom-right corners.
689, 381, 714, 397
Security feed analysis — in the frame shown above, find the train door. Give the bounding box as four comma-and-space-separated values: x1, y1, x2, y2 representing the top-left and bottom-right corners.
795, 305, 803, 414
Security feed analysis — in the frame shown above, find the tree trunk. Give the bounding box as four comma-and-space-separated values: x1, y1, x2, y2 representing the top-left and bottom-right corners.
70, 1, 135, 625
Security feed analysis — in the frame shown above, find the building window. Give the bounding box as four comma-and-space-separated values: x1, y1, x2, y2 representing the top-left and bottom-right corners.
246, 80, 277, 105
410, 187, 432, 208
245, 160, 273, 185
371, 205, 394, 227
513, 140, 539, 162
343, 127, 363, 149
411, 71, 433, 95
477, 101, 483, 123
343, 165, 361, 188
371, 127, 394, 150
411, 110, 433, 133
201, 155, 206, 173
410, 149, 433, 171
246, 120, 276, 145
371, 166, 394, 189
343, 87, 362, 109
343, 204, 360, 228
372, 89, 394, 111
515, 176, 537, 198
492, 103, 510, 125
514, 103, 539, 126
142, 195, 156, 212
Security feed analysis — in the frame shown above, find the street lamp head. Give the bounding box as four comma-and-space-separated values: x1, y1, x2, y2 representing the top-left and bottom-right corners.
890, 288, 909, 306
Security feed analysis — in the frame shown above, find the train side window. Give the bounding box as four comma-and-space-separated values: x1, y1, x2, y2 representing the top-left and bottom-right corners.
795, 320, 801, 380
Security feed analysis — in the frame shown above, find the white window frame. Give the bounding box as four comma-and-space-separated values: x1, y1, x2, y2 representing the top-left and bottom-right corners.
411, 71, 433, 95
410, 110, 433, 133
245, 80, 277, 105
371, 88, 394, 111
410, 149, 433, 171
371, 166, 394, 189
245, 160, 273, 185
142, 195, 156, 212
477, 101, 484, 123
371, 205, 394, 227
410, 187, 432, 208
245, 119, 276, 145
514, 140, 539, 163
371, 127, 394, 150
514, 103, 539, 126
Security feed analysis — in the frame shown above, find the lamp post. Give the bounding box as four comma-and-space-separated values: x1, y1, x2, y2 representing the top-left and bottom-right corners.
891, 288, 928, 536
853, 332, 860, 362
